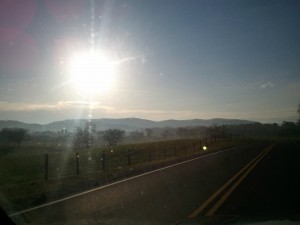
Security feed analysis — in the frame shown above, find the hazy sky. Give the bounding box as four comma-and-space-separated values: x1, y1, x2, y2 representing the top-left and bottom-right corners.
0, 0, 299, 124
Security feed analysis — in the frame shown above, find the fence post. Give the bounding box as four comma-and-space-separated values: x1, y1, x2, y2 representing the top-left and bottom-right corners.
44, 154, 48, 181
102, 151, 106, 170
205, 137, 208, 146
148, 149, 152, 162
128, 149, 131, 165
75, 152, 79, 175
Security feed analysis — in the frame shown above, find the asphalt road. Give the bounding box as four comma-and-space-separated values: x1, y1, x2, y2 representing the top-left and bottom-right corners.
216, 141, 300, 217
9, 142, 276, 225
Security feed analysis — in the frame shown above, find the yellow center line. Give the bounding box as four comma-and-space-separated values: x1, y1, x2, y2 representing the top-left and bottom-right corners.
206, 144, 275, 215
188, 143, 276, 218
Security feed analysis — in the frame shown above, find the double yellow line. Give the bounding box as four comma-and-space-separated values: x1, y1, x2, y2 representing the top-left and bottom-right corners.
188, 143, 277, 218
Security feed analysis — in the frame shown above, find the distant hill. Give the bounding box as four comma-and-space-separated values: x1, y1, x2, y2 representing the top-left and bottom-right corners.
0, 120, 43, 131
0, 118, 256, 132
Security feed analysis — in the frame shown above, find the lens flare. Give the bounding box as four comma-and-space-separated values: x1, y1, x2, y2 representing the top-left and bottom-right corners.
69, 51, 118, 93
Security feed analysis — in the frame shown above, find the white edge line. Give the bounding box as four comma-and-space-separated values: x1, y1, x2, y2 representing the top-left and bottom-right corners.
9, 144, 249, 217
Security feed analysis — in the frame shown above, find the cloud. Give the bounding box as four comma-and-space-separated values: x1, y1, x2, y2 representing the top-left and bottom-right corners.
0, 101, 112, 111
260, 82, 274, 89
75, 105, 199, 121
0, 102, 56, 111
0, 101, 188, 118
0, 101, 200, 121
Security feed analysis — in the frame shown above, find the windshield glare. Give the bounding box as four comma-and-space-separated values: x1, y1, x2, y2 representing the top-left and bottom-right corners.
0, 1, 300, 225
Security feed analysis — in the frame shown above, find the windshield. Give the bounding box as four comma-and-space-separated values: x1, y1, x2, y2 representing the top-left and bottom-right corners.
0, 1, 300, 225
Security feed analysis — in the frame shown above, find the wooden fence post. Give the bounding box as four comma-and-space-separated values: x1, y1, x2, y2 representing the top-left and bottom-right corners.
148, 149, 152, 162
102, 151, 106, 170
44, 154, 48, 181
128, 149, 131, 165
75, 152, 79, 175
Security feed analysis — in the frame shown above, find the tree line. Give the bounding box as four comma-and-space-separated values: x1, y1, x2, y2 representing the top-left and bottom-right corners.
73, 121, 125, 149
1, 122, 299, 149
0, 128, 28, 147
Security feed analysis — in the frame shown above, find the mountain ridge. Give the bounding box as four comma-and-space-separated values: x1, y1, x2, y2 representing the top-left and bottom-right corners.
0, 118, 256, 132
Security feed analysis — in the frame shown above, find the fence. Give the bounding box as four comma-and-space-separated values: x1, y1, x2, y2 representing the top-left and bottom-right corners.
0, 134, 251, 184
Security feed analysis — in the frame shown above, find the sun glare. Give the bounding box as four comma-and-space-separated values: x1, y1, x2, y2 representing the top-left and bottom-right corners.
69, 51, 117, 93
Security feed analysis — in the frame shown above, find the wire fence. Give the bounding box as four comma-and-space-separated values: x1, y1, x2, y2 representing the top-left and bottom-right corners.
0, 134, 251, 184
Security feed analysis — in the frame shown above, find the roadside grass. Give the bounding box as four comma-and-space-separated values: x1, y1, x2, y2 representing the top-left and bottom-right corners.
0, 138, 215, 184
255, 136, 300, 142
0, 139, 248, 214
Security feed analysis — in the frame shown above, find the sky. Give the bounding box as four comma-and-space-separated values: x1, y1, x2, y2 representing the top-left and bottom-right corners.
0, 0, 299, 124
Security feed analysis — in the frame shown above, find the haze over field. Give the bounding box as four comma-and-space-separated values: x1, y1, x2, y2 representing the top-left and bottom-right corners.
0, 0, 299, 124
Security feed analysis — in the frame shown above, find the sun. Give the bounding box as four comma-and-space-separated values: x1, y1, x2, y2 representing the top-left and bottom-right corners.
69, 51, 118, 93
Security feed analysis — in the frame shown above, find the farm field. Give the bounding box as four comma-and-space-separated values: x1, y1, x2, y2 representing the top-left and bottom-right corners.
0, 137, 249, 214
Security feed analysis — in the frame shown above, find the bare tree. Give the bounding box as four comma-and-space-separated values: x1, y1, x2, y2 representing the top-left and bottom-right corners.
176, 127, 192, 138
103, 129, 125, 146
176, 126, 206, 138
1, 128, 29, 147
280, 121, 297, 136
145, 128, 153, 138
161, 127, 173, 139
73, 122, 96, 149
130, 131, 144, 140
206, 125, 227, 138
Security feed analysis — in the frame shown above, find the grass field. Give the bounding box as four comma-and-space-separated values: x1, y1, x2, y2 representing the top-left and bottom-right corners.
0, 137, 247, 184
0, 137, 249, 214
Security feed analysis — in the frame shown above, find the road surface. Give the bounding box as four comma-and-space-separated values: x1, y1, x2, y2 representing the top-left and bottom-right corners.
216, 141, 300, 216
9, 141, 299, 225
